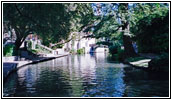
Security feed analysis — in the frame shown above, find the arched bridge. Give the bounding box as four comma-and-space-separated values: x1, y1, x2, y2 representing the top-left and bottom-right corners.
89, 44, 108, 53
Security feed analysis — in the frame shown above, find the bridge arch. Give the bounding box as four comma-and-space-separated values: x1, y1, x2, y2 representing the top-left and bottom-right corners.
90, 44, 108, 53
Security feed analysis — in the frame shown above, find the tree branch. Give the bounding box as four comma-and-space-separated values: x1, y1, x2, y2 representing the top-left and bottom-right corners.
50, 37, 74, 47
14, 4, 45, 29
81, 24, 95, 32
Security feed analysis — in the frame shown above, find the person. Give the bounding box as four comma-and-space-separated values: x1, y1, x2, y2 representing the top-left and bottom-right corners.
132, 41, 138, 53
90, 46, 94, 53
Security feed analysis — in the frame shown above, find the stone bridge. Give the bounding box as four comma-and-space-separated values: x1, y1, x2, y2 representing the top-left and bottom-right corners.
89, 44, 108, 53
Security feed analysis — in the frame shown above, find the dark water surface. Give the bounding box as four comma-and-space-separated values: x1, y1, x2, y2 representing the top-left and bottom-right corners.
3, 53, 169, 97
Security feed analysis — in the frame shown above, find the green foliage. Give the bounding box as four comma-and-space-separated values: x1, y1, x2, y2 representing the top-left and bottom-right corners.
77, 48, 85, 54
35, 44, 51, 54
116, 48, 125, 61
148, 52, 169, 72
109, 45, 118, 55
3, 44, 15, 56
28, 41, 32, 49
27, 42, 51, 54
108, 40, 123, 55
52, 44, 64, 50
35, 44, 39, 49
3, 3, 95, 48
93, 15, 120, 40
109, 47, 125, 61
137, 13, 168, 53
96, 41, 113, 46
71, 3, 95, 32
130, 4, 169, 53
3, 3, 75, 47
30, 49, 38, 54
126, 57, 147, 62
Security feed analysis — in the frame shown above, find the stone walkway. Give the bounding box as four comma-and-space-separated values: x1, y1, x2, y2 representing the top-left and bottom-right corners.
127, 53, 159, 69
130, 59, 151, 68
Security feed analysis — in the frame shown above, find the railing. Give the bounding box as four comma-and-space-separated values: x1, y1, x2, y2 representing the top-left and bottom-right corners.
36, 43, 56, 55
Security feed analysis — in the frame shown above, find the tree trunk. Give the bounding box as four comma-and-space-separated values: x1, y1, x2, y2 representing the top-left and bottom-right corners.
14, 38, 22, 55
14, 36, 27, 56
120, 3, 137, 57
15, 39, 20, 49
123, 34, 137, 57
122, 23, 137, 57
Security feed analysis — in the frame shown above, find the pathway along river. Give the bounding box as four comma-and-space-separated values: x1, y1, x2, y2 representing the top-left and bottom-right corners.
3, 53, 169, 97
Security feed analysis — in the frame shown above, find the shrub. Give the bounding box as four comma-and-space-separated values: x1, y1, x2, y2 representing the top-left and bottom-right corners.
52, 44, 64, 50
77, 48, 85, 54
108, 47, 125, 61
3, 44, 15, 56
28, 41, 32, 49
36, 44, 39, 49
113, 48, 125, 61
134, 11, 169, 53
31, 49, 38, 54
109, 45, 118, 55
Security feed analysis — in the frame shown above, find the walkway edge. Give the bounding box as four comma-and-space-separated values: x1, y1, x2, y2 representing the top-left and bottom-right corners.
123, 61, 148, 71
3, 54, 69, 82
17, 54, 69, 70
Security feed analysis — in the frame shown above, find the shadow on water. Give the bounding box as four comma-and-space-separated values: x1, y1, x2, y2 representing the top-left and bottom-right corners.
3, 53, 169, 97
123, 67, 169, 97
3, 72, 18, 97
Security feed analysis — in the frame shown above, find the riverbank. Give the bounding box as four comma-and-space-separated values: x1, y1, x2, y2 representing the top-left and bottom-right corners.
3, 54, 69, 81
124, 53, 169, 74
123, 56, 151, 70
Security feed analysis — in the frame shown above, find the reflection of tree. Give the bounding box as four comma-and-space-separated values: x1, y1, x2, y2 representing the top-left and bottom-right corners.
35, 69, 71, 97
122, 67, 169, 97
14, 66, 37, 96
68, 55, 84, 97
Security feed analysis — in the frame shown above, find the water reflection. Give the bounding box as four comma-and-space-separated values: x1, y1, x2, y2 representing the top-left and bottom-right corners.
82, 67, 125, 97
3, 53, 169, 97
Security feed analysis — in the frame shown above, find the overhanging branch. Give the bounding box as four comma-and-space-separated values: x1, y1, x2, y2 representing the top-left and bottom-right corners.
14, 4, 46, 29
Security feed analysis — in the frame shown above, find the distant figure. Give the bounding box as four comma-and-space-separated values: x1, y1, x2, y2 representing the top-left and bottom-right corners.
90, 52, 94, 57
37, 40, 41, 44
90, 46, 94, 53
132, 42, 138, 53
90, 47, 95, 57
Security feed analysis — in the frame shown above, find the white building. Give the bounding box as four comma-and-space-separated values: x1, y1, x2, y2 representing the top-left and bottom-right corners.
62, 37, 96, 53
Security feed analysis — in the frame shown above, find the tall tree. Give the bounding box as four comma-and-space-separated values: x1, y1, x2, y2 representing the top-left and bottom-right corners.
92, 3, 137, 57
119, 3, 137, 57
3, 3, 72, 51
130, 3, 169, 53
50, 3, 96, 49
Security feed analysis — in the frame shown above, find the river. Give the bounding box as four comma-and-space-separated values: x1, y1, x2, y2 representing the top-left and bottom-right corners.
3, 53, 169, 97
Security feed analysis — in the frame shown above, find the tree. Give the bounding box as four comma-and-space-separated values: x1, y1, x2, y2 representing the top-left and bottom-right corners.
130, 3, 169, 53
3, 3, 72, 51
50, 3, 96, 49
92, 3, 169, 57
118, 3, 137, 57
91, 3, 137, 57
